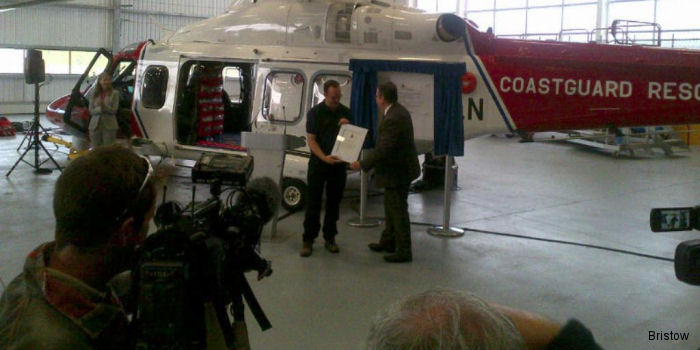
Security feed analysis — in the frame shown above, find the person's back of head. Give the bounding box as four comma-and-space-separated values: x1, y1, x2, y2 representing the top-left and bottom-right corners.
365, 288, 524, 350
53, 144, 156, 249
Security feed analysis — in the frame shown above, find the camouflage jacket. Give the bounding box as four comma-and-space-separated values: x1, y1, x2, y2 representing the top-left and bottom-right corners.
0, 242, 128, 350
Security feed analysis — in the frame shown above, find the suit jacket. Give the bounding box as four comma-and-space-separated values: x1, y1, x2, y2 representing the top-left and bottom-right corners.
88, 89, 120, 131
360, 103, 420, 188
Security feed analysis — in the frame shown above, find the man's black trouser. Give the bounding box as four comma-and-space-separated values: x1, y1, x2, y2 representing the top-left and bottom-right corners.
303, 160, 347, 243
379, 184, 412, 257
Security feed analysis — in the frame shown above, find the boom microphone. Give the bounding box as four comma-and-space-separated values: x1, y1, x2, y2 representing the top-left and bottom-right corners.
245, 177, 280, 223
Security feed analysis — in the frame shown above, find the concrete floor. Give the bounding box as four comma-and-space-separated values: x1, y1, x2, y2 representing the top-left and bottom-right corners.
1, 118, 699, 349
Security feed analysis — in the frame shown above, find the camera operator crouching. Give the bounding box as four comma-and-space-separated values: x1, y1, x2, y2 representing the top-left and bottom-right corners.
0, 145, 157, 349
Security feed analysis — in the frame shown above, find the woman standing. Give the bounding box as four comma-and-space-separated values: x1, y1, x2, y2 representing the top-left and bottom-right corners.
88, 73, 120, 148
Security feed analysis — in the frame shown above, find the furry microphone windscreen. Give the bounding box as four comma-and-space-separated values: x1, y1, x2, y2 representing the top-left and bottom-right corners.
246, 177, 280, 222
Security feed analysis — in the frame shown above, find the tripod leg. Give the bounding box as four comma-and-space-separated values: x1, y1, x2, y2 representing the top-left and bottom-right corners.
227, 293, 251, 349
15, 125, 32, 152
35, 134, 63, 171
6, 139, 36, 176
204, 302, 231, 350
239, 274, 272, 331
38, 121, 52, 134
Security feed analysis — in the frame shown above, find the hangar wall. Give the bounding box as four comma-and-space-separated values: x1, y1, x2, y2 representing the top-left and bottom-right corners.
0, 0, 228, 114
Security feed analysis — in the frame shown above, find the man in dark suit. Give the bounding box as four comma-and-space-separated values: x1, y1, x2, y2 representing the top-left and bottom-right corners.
350, 82, 420, 263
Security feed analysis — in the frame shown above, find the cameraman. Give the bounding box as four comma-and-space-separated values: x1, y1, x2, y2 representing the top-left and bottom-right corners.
0, 145, 157, 349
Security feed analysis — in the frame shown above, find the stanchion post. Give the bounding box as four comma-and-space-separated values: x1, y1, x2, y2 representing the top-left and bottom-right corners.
427, 156, 464, 237
347, 150, 381, 227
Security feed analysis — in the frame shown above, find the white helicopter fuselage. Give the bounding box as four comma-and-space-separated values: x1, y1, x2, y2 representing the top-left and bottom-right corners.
132, 0, 507, 160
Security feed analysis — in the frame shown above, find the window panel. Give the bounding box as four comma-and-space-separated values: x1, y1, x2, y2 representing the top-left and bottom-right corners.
656, 0, 700, 30
564, 0, 595, 3
0, 48, 24, 74
468, 11, 495, 31
262, 72, 304, 123
416, 0, 436, 12
85, 55, 109, 81
527, 7, 562, 34
660, 29, 700, 48
71, 51, 102, 75
495, 0, 526, 9
466, 0, 494, 11
529, 0, 563, 6
438, 0, 458, 13
562, 4, 596, 31
312, 75, 352, 108
608, 0, 655, 23
41, 50, 69, 74
495, 9, 526, 35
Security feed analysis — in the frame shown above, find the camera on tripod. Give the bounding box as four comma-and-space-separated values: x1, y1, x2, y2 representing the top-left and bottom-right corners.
130, 155, 279, 349
650, 206, 700, 285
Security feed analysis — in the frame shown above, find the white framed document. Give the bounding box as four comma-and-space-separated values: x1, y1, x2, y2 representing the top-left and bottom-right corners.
331, 124, 368, 163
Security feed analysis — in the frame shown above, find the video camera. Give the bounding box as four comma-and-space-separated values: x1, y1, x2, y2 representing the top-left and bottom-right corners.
650, 206, 700, 285
129, 155, 280, 349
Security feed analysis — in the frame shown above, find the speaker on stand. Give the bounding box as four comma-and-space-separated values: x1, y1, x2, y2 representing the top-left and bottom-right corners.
6, 49, 62, 177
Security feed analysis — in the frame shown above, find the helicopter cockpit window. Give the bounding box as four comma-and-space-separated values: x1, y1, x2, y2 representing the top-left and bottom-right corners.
311, 74, 352, 108
114, 61, 134, 80
112, 60, 136, 108
262, 71, 305, 123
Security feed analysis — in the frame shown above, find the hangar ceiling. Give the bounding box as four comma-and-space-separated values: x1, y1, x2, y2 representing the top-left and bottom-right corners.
0, 0, 66, 10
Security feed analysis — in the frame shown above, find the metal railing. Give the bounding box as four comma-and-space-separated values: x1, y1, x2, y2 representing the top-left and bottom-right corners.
498, 20, 700, 50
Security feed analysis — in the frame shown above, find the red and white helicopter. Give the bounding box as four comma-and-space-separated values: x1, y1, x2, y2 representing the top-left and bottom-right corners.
46, 0, 700, 210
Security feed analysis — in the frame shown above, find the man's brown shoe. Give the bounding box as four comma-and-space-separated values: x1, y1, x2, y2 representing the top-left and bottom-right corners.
300, 242, 313, 257
324, 241, 340, 253
368, 242, 395, 253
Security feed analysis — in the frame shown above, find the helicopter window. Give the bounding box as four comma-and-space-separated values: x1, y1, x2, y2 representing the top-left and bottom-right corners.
113, 61, 133, 79
262, 71, 305, 123
112, 60, 136, 108
311, 74, 352, 107
223, 67, 243, 104
141, 65, 169, 109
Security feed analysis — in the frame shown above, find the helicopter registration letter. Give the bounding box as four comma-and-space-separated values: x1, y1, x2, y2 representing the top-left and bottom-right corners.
331, 124, 368, 163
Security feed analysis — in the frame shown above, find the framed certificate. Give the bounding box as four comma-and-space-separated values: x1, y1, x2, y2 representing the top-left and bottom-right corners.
331, 124, 368, 163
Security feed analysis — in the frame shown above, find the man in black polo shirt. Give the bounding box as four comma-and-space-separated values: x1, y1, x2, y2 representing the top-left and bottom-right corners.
300, 80, 351, 257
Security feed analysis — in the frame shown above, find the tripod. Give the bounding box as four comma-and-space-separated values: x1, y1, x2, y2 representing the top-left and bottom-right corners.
6, 83, 62, 177
16, 112, 53, 152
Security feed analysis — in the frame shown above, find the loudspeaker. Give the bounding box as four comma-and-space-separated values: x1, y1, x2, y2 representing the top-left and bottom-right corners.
24, 49, 45, 84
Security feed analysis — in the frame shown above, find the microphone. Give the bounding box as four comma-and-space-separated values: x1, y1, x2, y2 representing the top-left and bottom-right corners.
245, 177, 280, 223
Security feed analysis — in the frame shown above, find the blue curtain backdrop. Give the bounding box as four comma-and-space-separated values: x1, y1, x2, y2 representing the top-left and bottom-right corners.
349, 59, 465, 156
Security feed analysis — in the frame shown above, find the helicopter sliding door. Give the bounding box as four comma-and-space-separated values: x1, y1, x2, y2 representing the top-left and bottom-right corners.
174, 59, 254, 150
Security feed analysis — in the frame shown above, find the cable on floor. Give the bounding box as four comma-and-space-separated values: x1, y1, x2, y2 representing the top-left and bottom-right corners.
458, 227, 674, 263
350, 201, 673, 263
